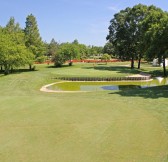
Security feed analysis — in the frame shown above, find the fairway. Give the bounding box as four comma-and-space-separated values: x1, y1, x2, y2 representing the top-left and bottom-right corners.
0, 63, 168, 162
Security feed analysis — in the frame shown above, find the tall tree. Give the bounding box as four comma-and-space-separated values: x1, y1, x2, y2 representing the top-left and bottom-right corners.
24, 14, 44, 69
6, 17, 18, 32
129, 4, 148, 69
107, 7, 134, 66
107, 4, 148, 69
143, 7, 168, 76
103, 42, 115, 56
48, 38, 59, 57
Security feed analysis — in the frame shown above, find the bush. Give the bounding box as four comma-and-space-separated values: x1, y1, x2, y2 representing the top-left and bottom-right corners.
36, 56, 47, 63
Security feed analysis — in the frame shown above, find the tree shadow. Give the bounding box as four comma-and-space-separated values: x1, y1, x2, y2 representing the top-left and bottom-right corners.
109, 85, 168, 99
149, 70, 166, 77
82, 65, 141, 75
47, 64, 71, 68
84, 64, 166, 77
0, 68, 38, 76
0, 70, 4, 74
17, 69, 38, 72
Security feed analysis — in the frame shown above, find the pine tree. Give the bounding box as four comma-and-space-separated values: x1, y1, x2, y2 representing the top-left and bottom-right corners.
24, 14, 44, 69
48, 38, 59, 56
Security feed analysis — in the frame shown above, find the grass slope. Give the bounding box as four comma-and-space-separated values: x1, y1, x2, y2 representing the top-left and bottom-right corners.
0, 63, 168, 162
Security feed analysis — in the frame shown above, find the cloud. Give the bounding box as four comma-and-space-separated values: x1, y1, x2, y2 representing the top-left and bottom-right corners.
107, 6, 120, 12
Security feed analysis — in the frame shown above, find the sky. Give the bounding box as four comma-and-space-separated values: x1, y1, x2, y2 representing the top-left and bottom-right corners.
0, 0, 168, 46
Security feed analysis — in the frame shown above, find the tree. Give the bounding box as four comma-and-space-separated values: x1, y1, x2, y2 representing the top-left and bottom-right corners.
78, 44, 88, 60
52, 43, 80, 67
0, 28, 34, 75
72, 39, 79, 45
24, 14, 44, 69
52, 53, 66, 67
5, 17, 21, 33
107, 7, 134, 66
143, 7, 168, 76
101, 54, 111, 64
88, 46, 103, 59
48, 38, 59, 57
103, 42, 115, 56
107, 4, 149, 69
128, 4, 148, 69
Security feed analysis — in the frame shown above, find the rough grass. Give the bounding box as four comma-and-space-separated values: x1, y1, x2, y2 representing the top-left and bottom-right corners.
0, 62, 168, 162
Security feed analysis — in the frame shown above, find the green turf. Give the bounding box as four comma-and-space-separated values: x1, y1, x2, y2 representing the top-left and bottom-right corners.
0, 62, 168, 162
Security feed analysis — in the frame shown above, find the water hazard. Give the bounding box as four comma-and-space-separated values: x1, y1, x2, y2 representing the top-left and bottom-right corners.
46, 77, 168, 92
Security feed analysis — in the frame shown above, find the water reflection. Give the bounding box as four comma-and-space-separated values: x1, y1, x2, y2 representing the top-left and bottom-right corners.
81, 78, 168, 91
103, 85, 140, 91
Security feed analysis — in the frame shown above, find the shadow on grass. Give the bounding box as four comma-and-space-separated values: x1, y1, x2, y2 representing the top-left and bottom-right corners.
149, 70, 167, 77
82, 66, 141, 74
0, 68, 38, 77
47, 64, 71, 68
109, 85, 168, 99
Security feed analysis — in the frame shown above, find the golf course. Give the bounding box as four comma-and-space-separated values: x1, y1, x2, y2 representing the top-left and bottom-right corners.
0, 62, 168, 162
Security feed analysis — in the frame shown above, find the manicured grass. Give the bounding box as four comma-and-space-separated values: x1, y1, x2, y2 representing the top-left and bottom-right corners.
0, 62, 168, 162
48, 62, 141, 77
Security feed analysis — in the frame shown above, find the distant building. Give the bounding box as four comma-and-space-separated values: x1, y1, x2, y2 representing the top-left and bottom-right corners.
152, 58, 159, 66
153, 58, 168, 67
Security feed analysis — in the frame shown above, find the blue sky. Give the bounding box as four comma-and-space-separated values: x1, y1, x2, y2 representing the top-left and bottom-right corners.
0, 0, 168, 46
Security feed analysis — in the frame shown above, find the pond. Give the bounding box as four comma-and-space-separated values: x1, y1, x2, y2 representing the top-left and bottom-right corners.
45, 77, 168, 92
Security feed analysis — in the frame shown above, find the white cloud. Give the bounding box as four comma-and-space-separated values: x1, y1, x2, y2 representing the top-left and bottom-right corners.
107, 6, 120, 12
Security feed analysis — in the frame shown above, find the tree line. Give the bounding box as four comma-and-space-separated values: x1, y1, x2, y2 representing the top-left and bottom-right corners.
106, 3, 168, 76
0, 14, 106, 75
47, 39, 106, 67
0, 14, 44, 74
